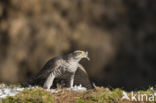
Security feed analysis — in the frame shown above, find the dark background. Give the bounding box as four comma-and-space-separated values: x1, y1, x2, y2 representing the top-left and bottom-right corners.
0, 0, 156, 91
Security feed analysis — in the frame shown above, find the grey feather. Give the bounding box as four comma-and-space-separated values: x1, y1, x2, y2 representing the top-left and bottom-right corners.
26, 50, 93, 89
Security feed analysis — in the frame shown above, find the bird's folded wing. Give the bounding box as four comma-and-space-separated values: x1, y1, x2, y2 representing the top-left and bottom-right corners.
26, 58, 60, 86
54, 64, 94, 89
74, 64, 94, 89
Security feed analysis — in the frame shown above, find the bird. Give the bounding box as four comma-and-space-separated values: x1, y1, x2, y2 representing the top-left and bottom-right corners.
27, 50, 94, 89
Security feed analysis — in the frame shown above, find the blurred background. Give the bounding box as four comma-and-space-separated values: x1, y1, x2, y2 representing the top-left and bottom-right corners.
0, 0, 156, 91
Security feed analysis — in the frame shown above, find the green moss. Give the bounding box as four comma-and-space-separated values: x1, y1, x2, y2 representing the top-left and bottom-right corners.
1, 88, 54, 103
76, 88, 123, 103
103, 88, 123, 103
1, 83, 156, 103
76, 98, 94, 103
76, 98, 86, 103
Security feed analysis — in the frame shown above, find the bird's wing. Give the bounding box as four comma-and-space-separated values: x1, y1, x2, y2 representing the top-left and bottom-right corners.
74, 64, 94, 89
27, 57, 62, 86
53, 64, 94, 89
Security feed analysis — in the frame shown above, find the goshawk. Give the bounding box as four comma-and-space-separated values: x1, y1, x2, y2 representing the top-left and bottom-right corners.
28, 50, 93, 89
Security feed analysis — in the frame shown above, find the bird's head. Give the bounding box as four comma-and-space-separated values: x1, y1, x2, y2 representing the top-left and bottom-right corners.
71, 50, 90, 61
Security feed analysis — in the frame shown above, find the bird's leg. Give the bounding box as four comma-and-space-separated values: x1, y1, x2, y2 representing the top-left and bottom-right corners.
70, 73, 75, 88
43, 73, 55, 90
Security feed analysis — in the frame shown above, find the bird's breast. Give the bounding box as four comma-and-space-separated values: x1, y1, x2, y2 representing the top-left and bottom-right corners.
63, 61, 78, 73
53, 62, 78, 77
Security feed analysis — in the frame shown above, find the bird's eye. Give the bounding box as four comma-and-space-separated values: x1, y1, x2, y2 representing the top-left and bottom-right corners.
77, 52, 82, 55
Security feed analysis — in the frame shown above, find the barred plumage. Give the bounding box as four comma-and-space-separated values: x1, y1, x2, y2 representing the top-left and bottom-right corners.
27, 50, 94, 89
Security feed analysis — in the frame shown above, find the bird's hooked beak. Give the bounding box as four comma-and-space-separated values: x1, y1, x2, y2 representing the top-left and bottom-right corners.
84, 51, 90, 60
75, 50, 90, 60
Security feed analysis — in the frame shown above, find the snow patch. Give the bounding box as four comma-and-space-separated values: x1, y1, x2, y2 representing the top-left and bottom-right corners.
67, 85, 87, 91
48, 85, 87, 93
0, 87, 24, 99
0, 86, 38, 100
0, 84, 87, 100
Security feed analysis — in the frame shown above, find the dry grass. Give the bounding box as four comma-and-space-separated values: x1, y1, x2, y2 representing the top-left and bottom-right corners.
1, 84, 155, 103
